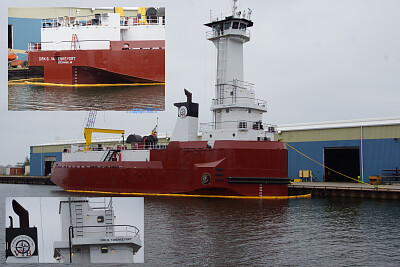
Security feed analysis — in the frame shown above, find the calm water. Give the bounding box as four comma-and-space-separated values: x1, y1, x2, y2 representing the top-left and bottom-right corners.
8, 84, 165, 111
1, 184, 400, 266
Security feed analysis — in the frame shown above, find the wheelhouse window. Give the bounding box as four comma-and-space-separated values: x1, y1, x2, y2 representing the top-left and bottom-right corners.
239, 23, 246, 30
224, 22, 231, 30
232, 21, 239, 29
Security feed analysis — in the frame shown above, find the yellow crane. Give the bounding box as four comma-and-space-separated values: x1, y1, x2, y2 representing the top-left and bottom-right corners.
84, 128, 125, 151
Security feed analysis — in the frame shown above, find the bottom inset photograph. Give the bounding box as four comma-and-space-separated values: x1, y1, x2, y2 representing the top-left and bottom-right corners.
5, 197, 144, 264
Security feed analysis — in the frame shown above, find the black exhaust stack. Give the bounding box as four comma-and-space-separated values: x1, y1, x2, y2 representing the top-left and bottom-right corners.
6, 199, 38, 262
12, 199, 29, 228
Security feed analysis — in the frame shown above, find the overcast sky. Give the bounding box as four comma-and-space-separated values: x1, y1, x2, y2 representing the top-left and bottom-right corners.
5, 197, 144, 263
2, 0, 400, 165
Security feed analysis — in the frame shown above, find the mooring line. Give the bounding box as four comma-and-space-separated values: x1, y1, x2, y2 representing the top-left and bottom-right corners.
285, 143, 373, 186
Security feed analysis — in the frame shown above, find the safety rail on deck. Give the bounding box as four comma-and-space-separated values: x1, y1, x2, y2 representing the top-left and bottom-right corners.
120, 16, 165, 26
381, 168, 400, 184
66, 143, 168, 153
28, 40, 110, 52
88, 197, 113, 210
212, 96, 267, 108
219, 80, 254, 91
206, 28, 250, 40
71, 224, 140, 238
199, 121, 276, 132
41, 15, 164, 29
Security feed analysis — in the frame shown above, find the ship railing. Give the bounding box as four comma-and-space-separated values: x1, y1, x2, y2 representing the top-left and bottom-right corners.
206, 28, 250, 40
70, 143, 168, 152
28, 40, 111, 52
120, 16, 165, 26
41, 14, 165, 29
89, 197, 112, 210
128, 143, 168, 150
71, 224, 140, 238
41, 15, 110, 28
64, 143, 167, 153
199, 121, 277, 132
212, 96, 267, 107
218, 80, 254, 91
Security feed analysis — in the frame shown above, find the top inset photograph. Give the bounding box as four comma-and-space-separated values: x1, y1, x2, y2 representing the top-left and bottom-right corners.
8, 7, 165, 111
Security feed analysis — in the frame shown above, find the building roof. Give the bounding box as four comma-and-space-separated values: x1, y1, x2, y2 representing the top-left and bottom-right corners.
277, 117, 400, 132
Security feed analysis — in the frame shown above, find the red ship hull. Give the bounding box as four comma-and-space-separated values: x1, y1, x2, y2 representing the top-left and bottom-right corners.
51, 140, 290, 197
28, 40, 165, 84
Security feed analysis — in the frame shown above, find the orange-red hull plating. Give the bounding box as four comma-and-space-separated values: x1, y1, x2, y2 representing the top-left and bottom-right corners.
28, 40, 165, 84
51, 141, 290, 197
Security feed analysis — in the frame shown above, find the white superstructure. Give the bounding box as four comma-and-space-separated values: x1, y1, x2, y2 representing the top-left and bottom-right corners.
30, 9, 165, 51
53, 197, 142, 264
201, 0, 275, 142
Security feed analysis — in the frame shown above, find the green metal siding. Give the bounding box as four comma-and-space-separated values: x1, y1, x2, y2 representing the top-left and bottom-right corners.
276, 125, 400, 143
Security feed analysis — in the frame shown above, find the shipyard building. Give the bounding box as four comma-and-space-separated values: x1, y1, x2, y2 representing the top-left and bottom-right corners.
277, 118, 400, 184
29, 118, 400, 184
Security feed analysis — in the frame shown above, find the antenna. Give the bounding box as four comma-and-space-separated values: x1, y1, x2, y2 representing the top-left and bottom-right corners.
232, 0, 238, 17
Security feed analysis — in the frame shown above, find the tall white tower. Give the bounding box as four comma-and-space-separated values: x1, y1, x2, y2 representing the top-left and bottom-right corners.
201, 0, 275, 142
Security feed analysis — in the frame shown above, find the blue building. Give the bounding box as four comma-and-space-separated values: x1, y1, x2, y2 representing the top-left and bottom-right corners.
277, 118, 400, 183
8, 16, 41, 61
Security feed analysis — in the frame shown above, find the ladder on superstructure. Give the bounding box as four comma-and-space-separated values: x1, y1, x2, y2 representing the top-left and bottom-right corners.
217, 37, 227, 104
101, 149, 121, 161
75, 201, 84, 237
232, 79, 237, 104
105, 199, 114, 236
71, 34, 81, 50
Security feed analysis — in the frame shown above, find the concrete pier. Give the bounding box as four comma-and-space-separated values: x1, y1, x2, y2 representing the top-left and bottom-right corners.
289, 182, 400, 200
8, 68, 43, 80
0, 175, 54, 185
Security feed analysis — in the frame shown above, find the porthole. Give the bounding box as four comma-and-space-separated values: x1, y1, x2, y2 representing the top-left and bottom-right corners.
201, 173, 211, 185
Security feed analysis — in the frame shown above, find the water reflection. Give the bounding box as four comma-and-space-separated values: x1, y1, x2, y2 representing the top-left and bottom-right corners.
145, 197, 400, 266
145, 197, 290, 265
1, 186, 400, 266
8, 84, 165, 111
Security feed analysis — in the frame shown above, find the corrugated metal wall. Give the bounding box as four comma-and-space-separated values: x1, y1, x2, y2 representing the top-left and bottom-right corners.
8, 17, 41, 59
280, 125, 400, 183
30, 151, 62, 176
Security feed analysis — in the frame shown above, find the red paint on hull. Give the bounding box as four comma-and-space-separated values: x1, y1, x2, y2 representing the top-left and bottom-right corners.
28, 40, 165, 84
51, 141, 290, 197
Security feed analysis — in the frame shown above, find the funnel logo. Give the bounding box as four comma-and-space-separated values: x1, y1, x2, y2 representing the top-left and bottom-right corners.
178, 106, 188, 118
10, 235, 36, 258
